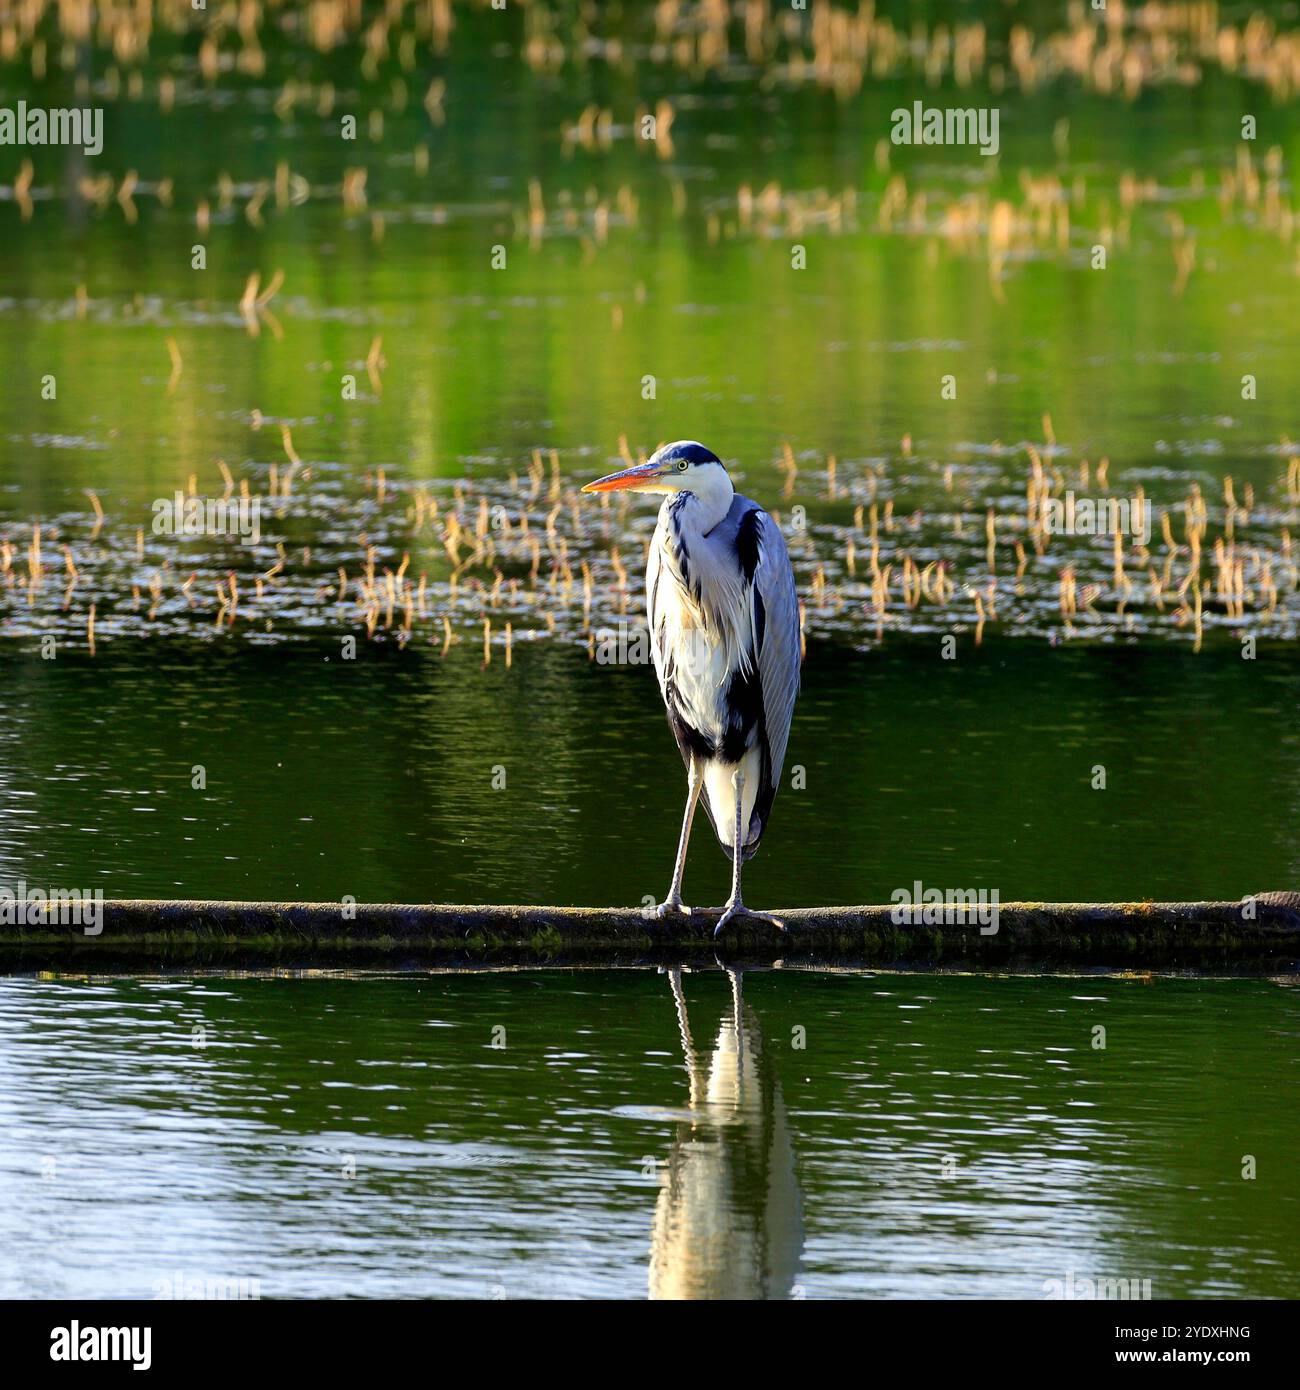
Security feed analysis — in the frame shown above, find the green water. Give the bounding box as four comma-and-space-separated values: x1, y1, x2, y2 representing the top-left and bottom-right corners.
1, 637, 1298, 907
2, 8, 1300, 654
2, 1, 1299, 1298
2, 968, 1297, 1300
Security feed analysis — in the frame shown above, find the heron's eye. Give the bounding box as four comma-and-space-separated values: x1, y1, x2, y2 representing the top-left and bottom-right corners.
676, 460, 688, 472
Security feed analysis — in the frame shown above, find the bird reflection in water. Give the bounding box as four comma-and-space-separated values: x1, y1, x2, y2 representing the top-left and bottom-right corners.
649, 968, 804, 1300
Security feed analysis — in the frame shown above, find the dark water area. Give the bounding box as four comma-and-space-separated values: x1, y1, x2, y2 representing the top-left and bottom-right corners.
2, 636, 1298, 909
1, 968, 1296, 1300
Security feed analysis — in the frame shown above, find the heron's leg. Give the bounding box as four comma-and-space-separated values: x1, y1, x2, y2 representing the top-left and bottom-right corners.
714, 769, 785, 937
656, 758, 702, 918
712, 768, 748, 934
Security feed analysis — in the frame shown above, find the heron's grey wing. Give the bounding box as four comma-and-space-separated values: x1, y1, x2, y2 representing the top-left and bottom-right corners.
750, 510, 800, 791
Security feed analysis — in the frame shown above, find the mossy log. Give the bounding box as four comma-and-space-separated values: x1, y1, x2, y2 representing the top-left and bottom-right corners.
2, 893, 1299, 972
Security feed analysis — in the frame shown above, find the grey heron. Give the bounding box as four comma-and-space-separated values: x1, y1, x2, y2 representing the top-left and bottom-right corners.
582, 441, 801, 934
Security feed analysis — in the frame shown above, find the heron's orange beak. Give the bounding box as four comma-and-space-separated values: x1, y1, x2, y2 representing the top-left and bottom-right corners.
581, 460, 662, 493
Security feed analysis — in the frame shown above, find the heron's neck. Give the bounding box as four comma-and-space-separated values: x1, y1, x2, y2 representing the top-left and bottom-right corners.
665, 470, 734, 535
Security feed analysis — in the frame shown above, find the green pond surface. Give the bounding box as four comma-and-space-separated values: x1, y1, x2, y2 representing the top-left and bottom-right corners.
1, 1, 1299, 1299
1, 968, 1297, 1300
1, 637, 1299, 908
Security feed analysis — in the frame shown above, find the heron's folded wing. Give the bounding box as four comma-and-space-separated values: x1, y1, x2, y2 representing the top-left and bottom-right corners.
751, 511, 801, 786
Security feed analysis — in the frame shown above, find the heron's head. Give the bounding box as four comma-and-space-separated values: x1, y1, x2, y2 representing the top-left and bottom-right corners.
581, 441, 728, 497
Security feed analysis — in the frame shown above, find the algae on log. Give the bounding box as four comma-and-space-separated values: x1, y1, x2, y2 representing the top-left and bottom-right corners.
1, 895, 1299, 971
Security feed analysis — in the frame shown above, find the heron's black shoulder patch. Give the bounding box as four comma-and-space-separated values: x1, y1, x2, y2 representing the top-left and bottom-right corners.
734, 507, 764, 583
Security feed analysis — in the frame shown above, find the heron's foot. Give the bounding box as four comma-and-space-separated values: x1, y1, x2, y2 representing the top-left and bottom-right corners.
712, 902, 786, 937
655, 897, 691, 920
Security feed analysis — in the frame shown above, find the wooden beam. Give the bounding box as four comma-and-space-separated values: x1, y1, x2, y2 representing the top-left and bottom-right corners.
2, 894, 1298, 971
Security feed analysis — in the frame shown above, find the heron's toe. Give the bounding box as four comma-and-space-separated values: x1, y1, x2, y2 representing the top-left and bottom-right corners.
712, 906, 741, 937
713, 905, 785, 936
655, 899, 690, 921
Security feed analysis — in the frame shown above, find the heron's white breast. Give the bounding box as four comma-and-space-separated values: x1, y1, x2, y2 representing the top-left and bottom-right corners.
651, 568, 737, 744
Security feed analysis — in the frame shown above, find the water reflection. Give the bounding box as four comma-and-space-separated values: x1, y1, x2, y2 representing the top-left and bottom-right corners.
649, 969, 803, 1300
1, 971, 1298, 1298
